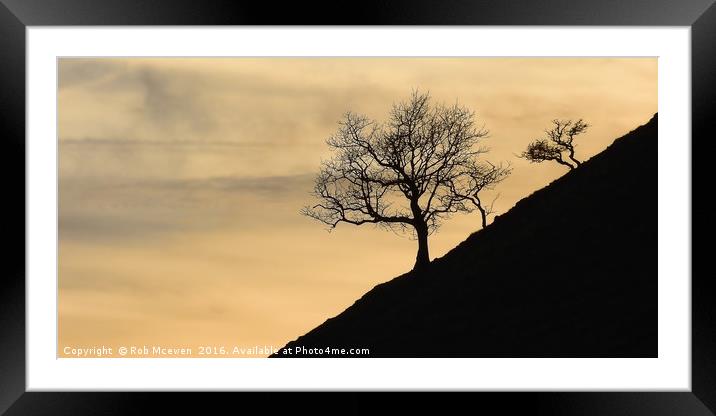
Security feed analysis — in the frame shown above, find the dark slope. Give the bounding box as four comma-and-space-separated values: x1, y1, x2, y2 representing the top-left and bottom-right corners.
276, 114, 658, 358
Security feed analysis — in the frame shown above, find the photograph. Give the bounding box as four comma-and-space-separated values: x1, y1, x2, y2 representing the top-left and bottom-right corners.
57, 57, 658, 359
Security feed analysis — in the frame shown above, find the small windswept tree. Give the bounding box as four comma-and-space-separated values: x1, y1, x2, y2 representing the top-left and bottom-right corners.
521, 119, 590, 170
302, 91, 510, 271
447, 161, 511, 228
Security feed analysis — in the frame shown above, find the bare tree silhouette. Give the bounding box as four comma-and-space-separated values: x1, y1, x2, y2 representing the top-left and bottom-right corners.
448, 161, 511, 228
521, 119, 590, 170
302, 91, 510, 271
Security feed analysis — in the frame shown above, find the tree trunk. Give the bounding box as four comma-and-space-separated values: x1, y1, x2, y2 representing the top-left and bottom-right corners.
568, 147, 581, 167
478, 205, 488, 229
556, 157, 575, 170
413, 222, 430, 271
474, 195, 488, 228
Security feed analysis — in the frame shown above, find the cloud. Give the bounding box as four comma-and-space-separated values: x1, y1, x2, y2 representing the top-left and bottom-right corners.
126, 173, 314, 194
58, 59, 126, 89
60, 137, 255, 148
59, 173, 314, 243
133, 67, 214, 133
59, 59, 216, 141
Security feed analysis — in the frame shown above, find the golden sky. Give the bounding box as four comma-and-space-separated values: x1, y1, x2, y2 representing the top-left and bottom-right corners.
58, 58, 657, 357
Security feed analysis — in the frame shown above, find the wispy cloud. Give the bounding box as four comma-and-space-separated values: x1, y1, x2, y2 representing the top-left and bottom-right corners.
59, 173, 314, 243
60, 137, 260, 148
58, 59, 126, 89
60, 59, 216, 140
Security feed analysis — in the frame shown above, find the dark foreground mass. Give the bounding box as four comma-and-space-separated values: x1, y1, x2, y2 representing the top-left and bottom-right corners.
274, 115, 658, 358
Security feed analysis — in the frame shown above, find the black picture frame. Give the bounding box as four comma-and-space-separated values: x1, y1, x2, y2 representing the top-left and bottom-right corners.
0, 1, 708, 414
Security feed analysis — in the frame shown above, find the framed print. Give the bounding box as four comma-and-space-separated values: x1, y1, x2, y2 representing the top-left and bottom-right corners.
0, 0, 709, 414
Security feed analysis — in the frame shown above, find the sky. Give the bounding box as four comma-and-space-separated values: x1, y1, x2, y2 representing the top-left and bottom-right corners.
58, 58, 657, 357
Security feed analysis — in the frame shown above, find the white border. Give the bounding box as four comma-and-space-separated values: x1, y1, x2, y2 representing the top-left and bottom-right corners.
27, 27, 691, 391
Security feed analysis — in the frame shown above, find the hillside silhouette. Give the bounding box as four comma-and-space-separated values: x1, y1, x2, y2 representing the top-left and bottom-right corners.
274, 114, 657, 358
